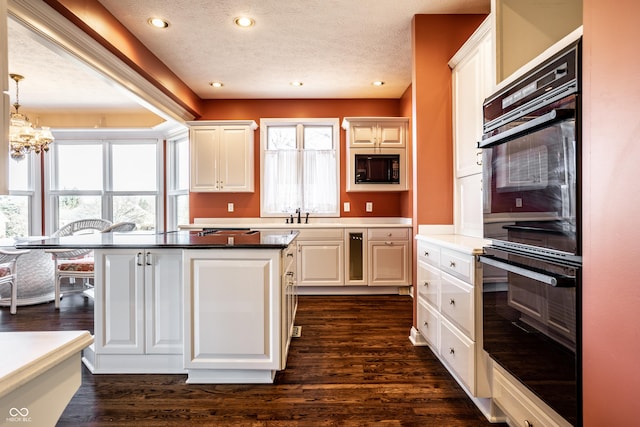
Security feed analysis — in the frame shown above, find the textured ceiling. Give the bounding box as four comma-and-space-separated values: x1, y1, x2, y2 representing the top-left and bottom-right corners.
7, 0, 490, 112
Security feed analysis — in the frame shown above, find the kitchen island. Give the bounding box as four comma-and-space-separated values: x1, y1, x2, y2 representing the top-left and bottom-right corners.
17, 229, 298, 384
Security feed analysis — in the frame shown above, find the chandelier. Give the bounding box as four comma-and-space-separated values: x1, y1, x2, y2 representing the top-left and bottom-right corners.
8, 73, 54, 161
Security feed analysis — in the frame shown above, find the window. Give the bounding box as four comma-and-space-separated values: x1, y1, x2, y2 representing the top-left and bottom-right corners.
0, 154, 41, 238
166, 129, 190, 230
46, 132, 163, 233
260, 118, 339, 217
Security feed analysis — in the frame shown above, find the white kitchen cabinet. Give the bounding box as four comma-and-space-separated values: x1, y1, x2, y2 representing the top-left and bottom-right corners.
342, 117, 407, 149
296, 228, 344, 287
188, 120, 257, 192
89, 248, 183, 373
183, 246, 292, 383
367, 228, 410, 286
450, 17, 493, 239
413, 234, 495, 420
281, 242, 297, 367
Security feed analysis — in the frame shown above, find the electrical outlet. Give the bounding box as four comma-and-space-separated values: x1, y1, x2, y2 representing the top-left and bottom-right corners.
515, 198, 523, 208
366, 202, 373, 212
227, 203, 234, 212
343, 202, 350, 212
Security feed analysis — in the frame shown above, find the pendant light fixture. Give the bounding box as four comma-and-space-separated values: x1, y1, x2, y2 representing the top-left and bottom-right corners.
8, 73, 54, 161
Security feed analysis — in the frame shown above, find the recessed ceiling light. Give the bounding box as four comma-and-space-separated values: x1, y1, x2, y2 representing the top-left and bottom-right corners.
290, 81, 303, 87
234, 16, 255, 28
147, 17, 169, 29
209, 81, 224, 88
372, 81, 385, 86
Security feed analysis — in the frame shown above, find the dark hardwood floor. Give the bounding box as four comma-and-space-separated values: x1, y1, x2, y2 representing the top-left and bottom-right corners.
0, 293, 505, 426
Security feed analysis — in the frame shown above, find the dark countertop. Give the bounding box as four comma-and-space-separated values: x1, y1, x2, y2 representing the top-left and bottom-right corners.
15, 230, 298, 250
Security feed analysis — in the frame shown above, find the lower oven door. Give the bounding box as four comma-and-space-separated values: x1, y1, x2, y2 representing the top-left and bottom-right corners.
479, 247, 580, 426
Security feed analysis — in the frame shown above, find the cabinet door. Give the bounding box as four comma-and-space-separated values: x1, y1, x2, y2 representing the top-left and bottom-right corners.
218, 126, 254, 192
184, 249, 281, 370
378, 122, 405, 148
368, 241, 409, 286
190, 127, 219, 192
455, 173, 483, 238
94, 249, 144, 354
348, 122, 378, 148
297, 241, 344, 286
145, 250, 183, 354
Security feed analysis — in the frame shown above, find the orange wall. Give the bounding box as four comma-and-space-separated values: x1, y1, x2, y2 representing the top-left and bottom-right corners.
411, 14, 486, 225
192, 98, 407, 219
582, 1, 640, 424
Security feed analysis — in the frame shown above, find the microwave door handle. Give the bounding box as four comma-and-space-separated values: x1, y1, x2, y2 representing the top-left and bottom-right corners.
478, 108, 575, 148
478, 255, 574, 287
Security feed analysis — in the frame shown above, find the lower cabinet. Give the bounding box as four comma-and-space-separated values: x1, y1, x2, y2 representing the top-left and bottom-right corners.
182, 246, 293, 383
296, 228, 344, 287
89, 248, 184, 373
414, 235, 494, 419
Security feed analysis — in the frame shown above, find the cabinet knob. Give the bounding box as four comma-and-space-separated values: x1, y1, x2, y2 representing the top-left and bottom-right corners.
423, 281, 429, 287
449, 298, 455, 306
424, 251, 429, 257
449, 347, 455, 355
524, 421, 533, 427
449, 261, 456, 268
423, 321, 429, 328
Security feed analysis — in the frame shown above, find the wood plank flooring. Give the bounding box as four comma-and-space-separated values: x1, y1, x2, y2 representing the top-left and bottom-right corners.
0, 294, 505, 426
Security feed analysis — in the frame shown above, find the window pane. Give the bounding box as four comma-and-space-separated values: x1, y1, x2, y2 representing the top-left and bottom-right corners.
58, 196, 102, 229
176, 194, 189, 226
112, 144, 157, 191
9, 158, 30, 191
176, 139, 189, 190
113, 195, 156, 231
56, 144, 102, 190
304, 126, 333, 150
0, 196, 29, 238
267, 126, 296, 150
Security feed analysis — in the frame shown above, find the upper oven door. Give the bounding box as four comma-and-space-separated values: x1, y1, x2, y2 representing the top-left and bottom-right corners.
480, 94, 579, 257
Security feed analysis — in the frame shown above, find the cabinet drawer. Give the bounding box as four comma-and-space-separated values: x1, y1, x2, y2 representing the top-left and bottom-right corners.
493, 367, 568, 427
368, 228, 409, 241
416, 260, 440, 308
440, 248, 474, 283
417, 297, 439, 348
440, 317, 475, 392
295, 228, 344, 241
417, 239, 440, 267
440, 273, 474, 339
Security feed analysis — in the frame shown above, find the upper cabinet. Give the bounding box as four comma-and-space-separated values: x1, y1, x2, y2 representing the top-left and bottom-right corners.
450, 17, 494, 179
188, 120, 258, 193
342, 118, 407, 150
342, 117, 409, 192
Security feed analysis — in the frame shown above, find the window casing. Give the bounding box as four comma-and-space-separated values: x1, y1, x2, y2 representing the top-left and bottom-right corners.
46, 131, 163, 233
260, 118, 340, 217
166, 129, 190, 231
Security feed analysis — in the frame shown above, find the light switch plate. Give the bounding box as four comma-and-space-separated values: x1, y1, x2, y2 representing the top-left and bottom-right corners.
366, 202, 373, 212
227, 203, 234, 212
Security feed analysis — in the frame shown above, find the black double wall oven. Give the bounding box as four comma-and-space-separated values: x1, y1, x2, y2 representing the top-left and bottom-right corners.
478, 40, 582, 426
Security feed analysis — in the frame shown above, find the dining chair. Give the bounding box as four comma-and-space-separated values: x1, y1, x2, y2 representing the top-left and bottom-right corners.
0, 248, 31, 314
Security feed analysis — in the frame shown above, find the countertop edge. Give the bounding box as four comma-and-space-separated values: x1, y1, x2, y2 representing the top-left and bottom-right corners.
415, 233, 489, 255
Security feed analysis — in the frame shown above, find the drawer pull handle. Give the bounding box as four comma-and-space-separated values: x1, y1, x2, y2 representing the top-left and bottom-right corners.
449, 261, 456, 268
136, 252, 143, 266
449, 347, 455, 355
287, 253, 294, 257
423, 281, 429, 287
424, 251, 429, 257
286, 271, 294, 277
524, 421, 533, 427
423, 321, 429, 328
449, 298, 455, 306
385, 241, 393, 246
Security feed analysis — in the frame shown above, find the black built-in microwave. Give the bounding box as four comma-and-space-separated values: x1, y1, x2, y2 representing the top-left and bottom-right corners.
354, 153, 400, 184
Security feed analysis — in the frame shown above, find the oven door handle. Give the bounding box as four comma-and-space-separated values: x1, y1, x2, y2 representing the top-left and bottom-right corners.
478, 255, 575, 287
478, 108, 575, 149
